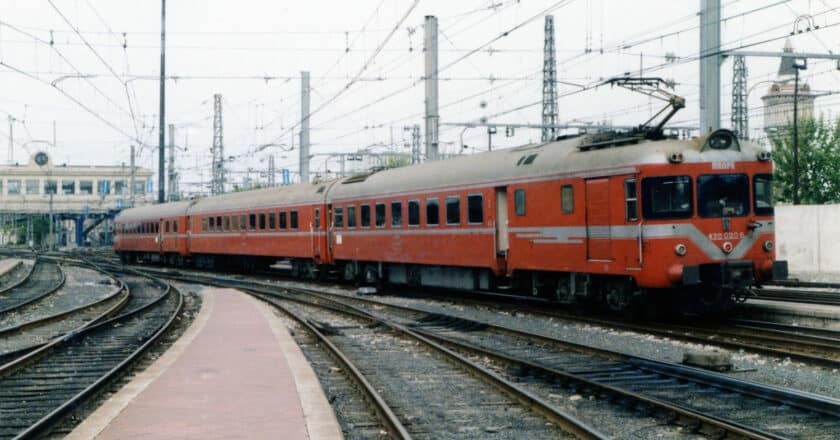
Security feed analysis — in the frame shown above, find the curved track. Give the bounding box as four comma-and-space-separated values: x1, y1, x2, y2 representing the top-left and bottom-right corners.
0, 261, 65, 315
0, 275, 182, 439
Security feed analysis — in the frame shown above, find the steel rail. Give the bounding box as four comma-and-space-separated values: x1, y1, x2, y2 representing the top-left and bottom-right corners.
0, 261, 66, 314
0, 259, 34, 295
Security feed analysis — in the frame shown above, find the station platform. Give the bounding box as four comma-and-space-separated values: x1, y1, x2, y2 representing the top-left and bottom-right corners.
67, 288, 343, 440
739, 299, 840, 330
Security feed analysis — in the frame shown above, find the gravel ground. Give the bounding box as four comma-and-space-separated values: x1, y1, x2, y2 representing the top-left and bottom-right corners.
0, 265, 117, 330
262, 278, 840, 402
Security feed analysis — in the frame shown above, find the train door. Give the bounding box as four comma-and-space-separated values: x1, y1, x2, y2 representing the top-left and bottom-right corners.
494, 187, 509, 256
312, 207, 322, 260
326, 204, 333, 256
585, 178, 612, 261
158, 219, 165, 254
185, 216, 192, 254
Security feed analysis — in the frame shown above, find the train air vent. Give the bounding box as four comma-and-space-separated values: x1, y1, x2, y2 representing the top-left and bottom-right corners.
702, 129, 741, 152
516, 154, 538, 166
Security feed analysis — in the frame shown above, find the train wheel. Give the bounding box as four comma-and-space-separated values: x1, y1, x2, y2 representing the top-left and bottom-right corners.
363, 265, 378, 285
605, 285, 631, 313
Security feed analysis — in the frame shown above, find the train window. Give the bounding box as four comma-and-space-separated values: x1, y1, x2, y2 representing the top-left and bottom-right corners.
467, 194, 483, 224
249, 214, 257, 230
375, 203, 386, 228
224, 216, 231, 231
347, 206, 357, 228
165, 221, 170, 233
314, 209, 320, 229
514, 189, 526, 216
290, 211, 299, 229
232, 215, 239, 231
239, 214, 246, 231
754, 174, 774, 216
561, 185, 574, 214
446, 196, 460, 225
280, 211, 287, 229
625, 179, 638, 222
426, 198, 440, 226
269, 213, 276, 229
391, 201, 403, 227
408, 200, 420, 226
208, 217, 215, 231
216, 216, 223, 232
334, 207, 344, 228
173, 220, 178, 232
259, 213, 266, 230
642, 176, 693, 220
360, 205, 371, 228
697, 174, 749, 218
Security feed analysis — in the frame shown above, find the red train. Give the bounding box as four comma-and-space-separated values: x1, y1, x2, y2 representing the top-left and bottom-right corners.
114, 129, 787, 312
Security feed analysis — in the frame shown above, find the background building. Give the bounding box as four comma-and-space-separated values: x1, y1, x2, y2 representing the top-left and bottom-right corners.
762, 40, 816, 136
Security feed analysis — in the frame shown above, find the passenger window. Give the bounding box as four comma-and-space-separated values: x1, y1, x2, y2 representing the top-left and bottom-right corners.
216, 216, 222, 232
625, 179, 638, 222
239, 214, 246, 230
467, 194, 483, 224
249, 214, 257, 230
391, 201, 403, 227
347, 205, 357, 228
375, 203, 386, 227
224, 216, 231, 231
315, 209, 321, 229
165, 221, 170, 233
514, 189, 526, 216
561, 185, 574, 214
426, 198, 440, 226
360, 204, 371, 227
269, 212, 276, 229
259, 213, 266, 230
173, 220, 178, 232
208, 217, 215, 231
290, 211, 299, 229
232, 215, 239, 231
445, 196, 460, 225
408, 200, 420, 226
334, 207, 344, 228
279, 211, 287, 229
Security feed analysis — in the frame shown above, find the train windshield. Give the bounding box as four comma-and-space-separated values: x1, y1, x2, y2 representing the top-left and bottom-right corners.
641, 175, 693, 220
754, 174, 774, 216
697, 174, 749, 218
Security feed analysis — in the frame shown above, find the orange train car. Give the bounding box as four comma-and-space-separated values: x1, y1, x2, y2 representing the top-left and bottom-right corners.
114, 129, 787, 312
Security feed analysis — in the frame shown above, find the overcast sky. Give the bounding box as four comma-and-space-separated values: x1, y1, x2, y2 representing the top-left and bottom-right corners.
1, 0, 839, 193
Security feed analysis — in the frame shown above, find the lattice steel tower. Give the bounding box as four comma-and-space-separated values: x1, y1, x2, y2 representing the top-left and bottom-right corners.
731, 55, 748, 140
542, 15, 558, 142
211, 94, 225, 195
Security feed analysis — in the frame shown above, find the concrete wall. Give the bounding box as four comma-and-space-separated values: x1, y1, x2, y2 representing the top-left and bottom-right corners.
776, 205, 840, 274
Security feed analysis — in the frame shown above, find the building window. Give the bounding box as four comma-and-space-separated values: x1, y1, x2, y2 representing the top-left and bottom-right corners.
334, 207, 343, 228
625, 179, 638, 221
45, 180, 57, 195
279, 211, 287, 229
445, 196, 460, 225
269, 212, 276, 229
79, 180, 93, 195
115, 180, 126, 195
467, 194, 483, 224
426, 198, 439, 226
290, 211, 299, 229
26, 180, 40, 195
347, 205, 357, 228
62, 180, 76, 195
7, 180, 21, 195
375, 203, 386, 228
514, 189, 526, 216
408, 200, 420, 226
133, 181, 145, 194
360, 204, 371, 228
391, 201, 402, 227
561, 185, 574, 214
97, 180, 110, 194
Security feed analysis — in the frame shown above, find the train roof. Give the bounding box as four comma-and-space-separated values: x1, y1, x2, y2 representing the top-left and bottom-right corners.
187, 179, 337, 214
115, 200, 195, 223
326, 131, 769, 202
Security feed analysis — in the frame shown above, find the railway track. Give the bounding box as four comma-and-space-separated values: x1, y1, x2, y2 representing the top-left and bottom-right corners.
143, 268, 840, 439
0, 274, 182, 439
0, 261, 65, 315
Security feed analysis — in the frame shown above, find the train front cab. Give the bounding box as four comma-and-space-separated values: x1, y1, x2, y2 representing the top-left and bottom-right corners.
636, 131, 787, 310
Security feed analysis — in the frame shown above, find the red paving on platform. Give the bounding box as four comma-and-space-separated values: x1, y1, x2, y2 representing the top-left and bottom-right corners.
85, 288, 336, 440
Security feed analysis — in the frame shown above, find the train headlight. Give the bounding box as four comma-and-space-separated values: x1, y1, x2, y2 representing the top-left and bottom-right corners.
763, 240, 774, 252
675, 243, 687, 256
722, 241, 734, 254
